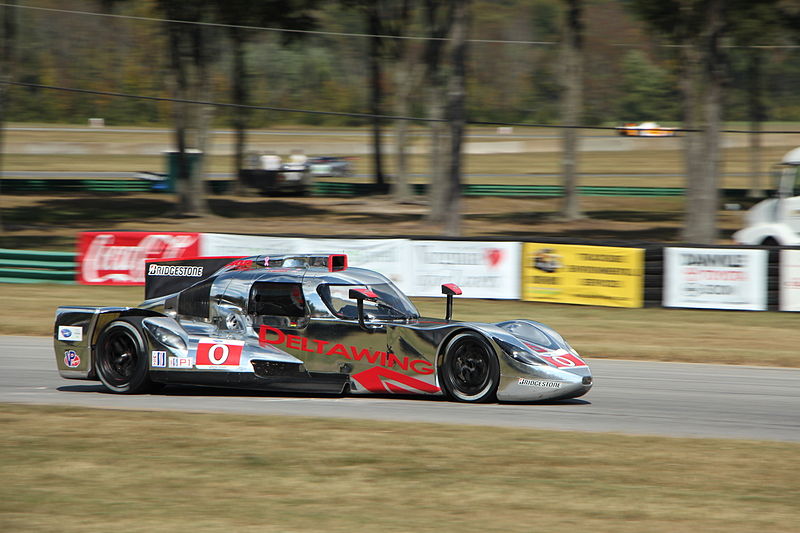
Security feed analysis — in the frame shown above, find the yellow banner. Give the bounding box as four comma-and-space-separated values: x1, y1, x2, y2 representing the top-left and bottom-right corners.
521, 243, 644, 308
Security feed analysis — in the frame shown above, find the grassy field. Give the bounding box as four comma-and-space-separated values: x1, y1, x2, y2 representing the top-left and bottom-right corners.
3, 283, 798, 367
1, 404, 798, 533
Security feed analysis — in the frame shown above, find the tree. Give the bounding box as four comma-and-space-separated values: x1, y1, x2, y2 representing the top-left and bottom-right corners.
422, 0, 454, 225
210, 0, 319, 195
560, 0, 584, 221
0, 1, 17, 232
159, 0, 214, 216
443, 0, 469, 236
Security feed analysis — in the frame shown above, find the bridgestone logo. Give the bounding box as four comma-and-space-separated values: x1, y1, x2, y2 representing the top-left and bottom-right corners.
518, 378, 562, 388
148, 264, 204, 277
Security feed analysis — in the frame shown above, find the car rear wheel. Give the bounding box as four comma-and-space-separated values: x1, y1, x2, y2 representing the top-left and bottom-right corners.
95, 319, 154, 394
441, 332, 499, 403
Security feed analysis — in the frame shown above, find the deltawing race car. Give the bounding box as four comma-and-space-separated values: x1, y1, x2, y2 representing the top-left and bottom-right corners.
54, 254, 592, 402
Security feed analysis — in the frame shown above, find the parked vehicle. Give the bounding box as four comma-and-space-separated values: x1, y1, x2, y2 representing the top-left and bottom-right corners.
733, 147, 800, 246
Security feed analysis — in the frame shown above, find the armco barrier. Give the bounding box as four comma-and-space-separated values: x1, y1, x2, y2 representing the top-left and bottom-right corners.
0, 249, 77, 284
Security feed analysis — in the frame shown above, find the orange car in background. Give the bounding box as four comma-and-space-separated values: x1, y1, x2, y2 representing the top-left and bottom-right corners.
616, 121, 679, 137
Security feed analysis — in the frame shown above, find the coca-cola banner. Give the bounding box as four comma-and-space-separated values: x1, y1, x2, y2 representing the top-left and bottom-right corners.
78, 232, 201, 285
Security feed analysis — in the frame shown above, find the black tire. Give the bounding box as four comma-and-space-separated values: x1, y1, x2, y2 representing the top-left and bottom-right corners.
440, 332, 500, 403
95, 318, 154, 394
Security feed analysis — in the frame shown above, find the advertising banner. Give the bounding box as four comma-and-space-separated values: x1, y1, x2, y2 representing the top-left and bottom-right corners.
407, 241, 520, 299
780, 249, 800, 312
201, 234, 412, 288
78, 231, 201, 285
663, 247, 767, 310
521, 243, 644, 308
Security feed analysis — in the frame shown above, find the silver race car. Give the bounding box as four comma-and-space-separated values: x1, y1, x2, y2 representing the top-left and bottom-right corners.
54, 254, 592, 402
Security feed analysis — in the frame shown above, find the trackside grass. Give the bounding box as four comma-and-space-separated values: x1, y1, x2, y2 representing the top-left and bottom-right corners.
1, 284, 798, 367
0, 404, 797, 533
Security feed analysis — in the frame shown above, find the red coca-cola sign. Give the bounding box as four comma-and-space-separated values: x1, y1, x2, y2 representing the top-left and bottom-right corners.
78, 232, 201, 285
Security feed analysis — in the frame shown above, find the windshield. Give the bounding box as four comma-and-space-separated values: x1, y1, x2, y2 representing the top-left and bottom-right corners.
497, 320, 575, 353
318, 282, 420, 320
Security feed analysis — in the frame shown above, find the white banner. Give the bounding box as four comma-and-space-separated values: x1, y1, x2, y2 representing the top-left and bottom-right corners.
780, 249, 800, 312
407, 240, 520, 299
200, 234, 412, 287
200, 234, 520, 298
663, 247, 767, 310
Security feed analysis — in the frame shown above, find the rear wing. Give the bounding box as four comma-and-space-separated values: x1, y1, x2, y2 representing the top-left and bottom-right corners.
144, 256, 242, 300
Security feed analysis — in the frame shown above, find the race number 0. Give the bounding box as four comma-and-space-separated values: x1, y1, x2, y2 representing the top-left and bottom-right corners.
208, 343, 229, 365
550, 354, 576, 367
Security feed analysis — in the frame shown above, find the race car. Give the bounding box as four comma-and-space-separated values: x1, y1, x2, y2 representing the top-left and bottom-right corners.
616, 121, 678, 137
54, 254, 592, 403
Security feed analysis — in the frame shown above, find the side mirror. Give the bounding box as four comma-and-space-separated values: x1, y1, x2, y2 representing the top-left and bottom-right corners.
349, 288, 379, 332
441, 283, 462, 321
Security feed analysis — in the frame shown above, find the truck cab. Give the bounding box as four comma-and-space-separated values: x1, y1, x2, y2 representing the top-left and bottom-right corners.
733, 147, 800, 246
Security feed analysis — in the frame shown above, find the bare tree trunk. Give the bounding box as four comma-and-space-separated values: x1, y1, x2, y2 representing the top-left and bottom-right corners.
746, 48, 765, 198
423, 0, 451, 224
427, 85, 449, 223
166, 18, 192, 216
392, 49, 421, 203
188, 23, 211, 215
0, 1, 17, 232
682, 0, 723, 244
444, 0, 469, 237
560, 0, 583, 220
368, 5, 386, 188
231, 27, 248, 196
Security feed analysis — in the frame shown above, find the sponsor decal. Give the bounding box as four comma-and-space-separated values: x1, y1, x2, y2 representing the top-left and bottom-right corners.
352, 366, 440, 394
64, 350, 81, 368
57, 326, 83, 342
539, 353, 587, 369
168, 356, 193, 369
151, 351, 167, 368
522, 243, 644, 308
78, 231, 200, 285
195, 339, 244, 367
259, 325, 434, 375
518, 378, 562, 388
147, 264, 204, 277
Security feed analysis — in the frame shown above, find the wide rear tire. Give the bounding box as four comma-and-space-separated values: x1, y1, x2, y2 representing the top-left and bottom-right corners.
440, 332, 500, 403
95, 318, 154, 394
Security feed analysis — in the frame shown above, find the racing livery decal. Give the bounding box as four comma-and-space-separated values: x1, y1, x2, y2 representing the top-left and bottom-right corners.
352, 366, 440, 394
64, 350, 81, 368
195, 339, 244, 367
58, 326, 83, 342
539, 352, 587, 369
518, 378, 561, 388
259, 325, 434, 375
151, 351, 167, 368
168, 356, 193, 369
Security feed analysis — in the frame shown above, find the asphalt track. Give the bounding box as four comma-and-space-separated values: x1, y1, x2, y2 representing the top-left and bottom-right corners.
2, 335, 798, 442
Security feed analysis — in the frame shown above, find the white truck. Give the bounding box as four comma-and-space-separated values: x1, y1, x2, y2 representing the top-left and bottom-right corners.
733, 146, 800, 246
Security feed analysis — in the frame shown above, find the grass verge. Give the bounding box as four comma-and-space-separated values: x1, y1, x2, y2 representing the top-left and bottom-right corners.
2, 284, 798, 367
0, 404, 797, 533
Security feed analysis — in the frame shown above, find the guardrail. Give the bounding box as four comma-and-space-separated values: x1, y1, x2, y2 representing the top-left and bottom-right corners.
0, 249, 77, 284
1, 178, 151, 193
1, 177, 751, 198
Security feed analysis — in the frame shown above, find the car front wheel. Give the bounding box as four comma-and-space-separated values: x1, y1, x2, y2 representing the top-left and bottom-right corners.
95, 319, 154, 394
440, 332, 500, 403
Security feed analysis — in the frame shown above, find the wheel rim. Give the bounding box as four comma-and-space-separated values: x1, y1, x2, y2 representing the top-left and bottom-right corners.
448, 338, 492, 397
99, 328, 139, 387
